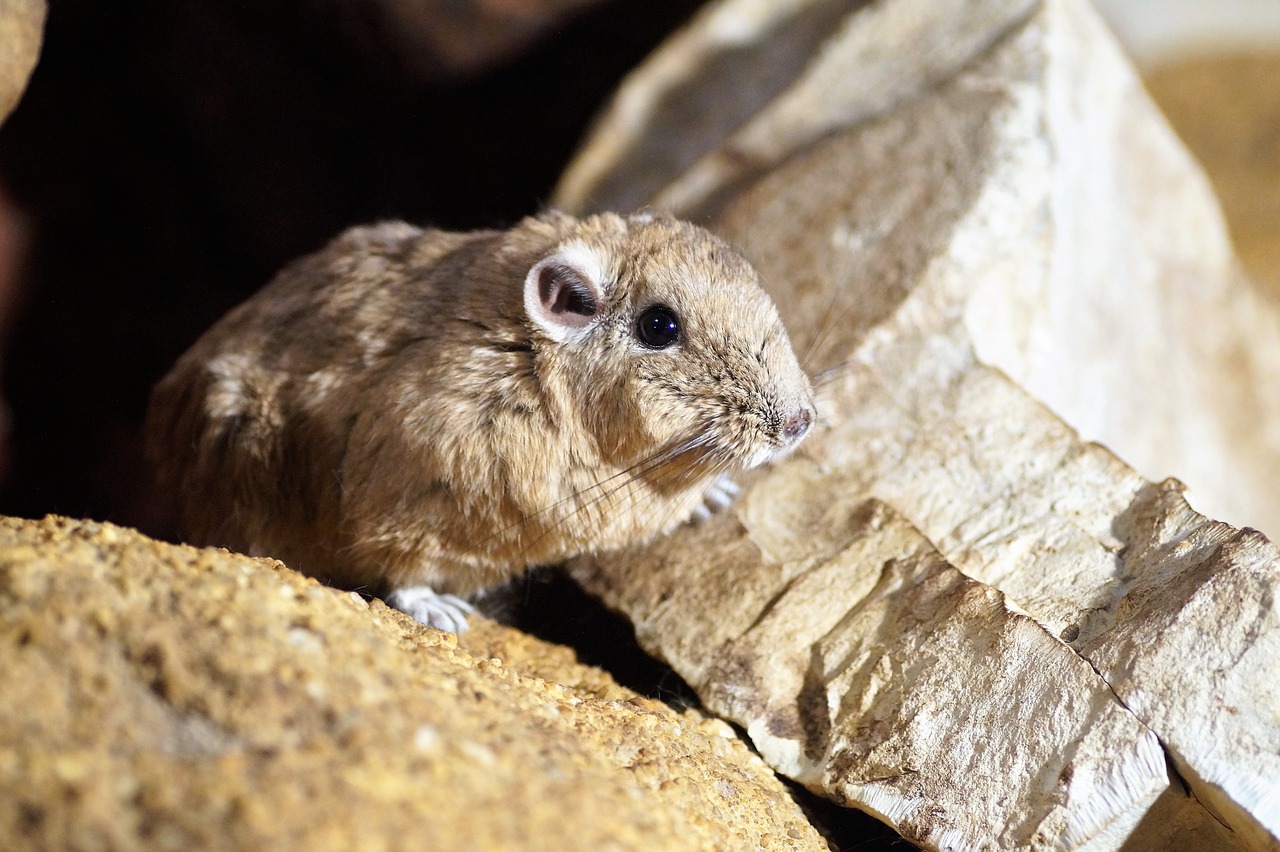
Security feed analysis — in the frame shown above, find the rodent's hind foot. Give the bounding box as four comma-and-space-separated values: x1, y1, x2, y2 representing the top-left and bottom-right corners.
385, 586, 475, 633
691, 473, 741, 522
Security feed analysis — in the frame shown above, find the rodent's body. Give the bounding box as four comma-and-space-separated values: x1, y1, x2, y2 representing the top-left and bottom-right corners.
148, 212, 815, 625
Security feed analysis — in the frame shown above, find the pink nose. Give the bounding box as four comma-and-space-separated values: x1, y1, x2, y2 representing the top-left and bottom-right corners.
782, 407, 812, 443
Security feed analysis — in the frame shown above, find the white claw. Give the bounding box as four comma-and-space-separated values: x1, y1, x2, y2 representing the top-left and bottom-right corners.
385, 586, 475, 633
695, 473, 740, 520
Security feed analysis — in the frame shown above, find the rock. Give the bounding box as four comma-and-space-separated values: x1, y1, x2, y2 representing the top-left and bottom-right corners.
0, 515, 827, 850
1084, 485, 1280, 851
0, 0, 43, 125
556, 0, 1039, 217
574, 493, 1171, 849
556, 0, 1280, 847
555, 0, 1280, 541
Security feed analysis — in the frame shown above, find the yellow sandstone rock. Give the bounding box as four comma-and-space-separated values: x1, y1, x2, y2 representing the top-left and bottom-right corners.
0, 515, 825, 850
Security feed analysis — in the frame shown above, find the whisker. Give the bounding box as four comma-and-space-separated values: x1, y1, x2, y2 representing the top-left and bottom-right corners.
559, 434, 713, 528
812, 359, 853, 387
798, 287, 845, 373
478, 433, 711, 549
629, 444, 717, 529
636, 450, 736, 541
585, 460, 709, 569
507, 432, 717, 564
563, 434, 714, 530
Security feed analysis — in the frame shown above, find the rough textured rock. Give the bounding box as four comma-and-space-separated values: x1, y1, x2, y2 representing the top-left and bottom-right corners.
555, 0, 1280, 541
556, 0, 1280, 847
576, 489, 1171, 849
573, 347, 1275, 849
0, 515, 827, 851
0, 0, 43, 125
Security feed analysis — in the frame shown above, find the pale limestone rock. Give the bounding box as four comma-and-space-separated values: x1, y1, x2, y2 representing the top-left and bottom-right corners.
574, 343, 1263, 849
1087, 488, 1280, 850
0, 0, 44, 125
557, 0, 1280, 847
559, 0, 1039, 218
574, 492, 1169, 848
0, 515, 827, 850
555, 0, 1280, 541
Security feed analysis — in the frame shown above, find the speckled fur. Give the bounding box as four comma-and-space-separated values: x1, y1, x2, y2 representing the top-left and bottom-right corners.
147, 212, 815, 598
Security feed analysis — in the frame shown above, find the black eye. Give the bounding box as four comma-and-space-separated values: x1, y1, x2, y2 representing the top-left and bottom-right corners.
635, 304, 681, 349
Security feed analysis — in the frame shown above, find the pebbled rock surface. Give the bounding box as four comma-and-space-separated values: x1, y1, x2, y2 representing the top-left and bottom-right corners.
0, 514, 826, 851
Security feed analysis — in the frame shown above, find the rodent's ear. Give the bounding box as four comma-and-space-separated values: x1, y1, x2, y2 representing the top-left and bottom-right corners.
523, 245, 606, 342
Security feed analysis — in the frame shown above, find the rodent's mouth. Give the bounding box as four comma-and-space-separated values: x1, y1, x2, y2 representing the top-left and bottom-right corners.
745, 436, 805, 469
744, 446, 780, 470
744, 404, 814, 469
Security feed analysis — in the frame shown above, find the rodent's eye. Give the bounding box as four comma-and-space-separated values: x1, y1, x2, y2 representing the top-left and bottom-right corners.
635, 305, 681, 349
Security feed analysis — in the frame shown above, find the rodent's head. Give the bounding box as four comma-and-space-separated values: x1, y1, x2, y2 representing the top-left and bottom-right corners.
520, 212, 816, 477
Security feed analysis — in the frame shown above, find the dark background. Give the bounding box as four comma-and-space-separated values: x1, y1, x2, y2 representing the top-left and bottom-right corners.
0, 5, 907, 846
0, 0, 703, 532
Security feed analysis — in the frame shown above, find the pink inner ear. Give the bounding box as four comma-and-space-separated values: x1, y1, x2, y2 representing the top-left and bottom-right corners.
538, 262, 597, 329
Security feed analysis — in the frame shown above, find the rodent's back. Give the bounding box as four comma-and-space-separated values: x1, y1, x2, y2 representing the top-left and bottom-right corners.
146, 222, 502, 578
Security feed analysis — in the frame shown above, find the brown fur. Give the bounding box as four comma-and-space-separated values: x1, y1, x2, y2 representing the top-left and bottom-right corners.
147, 212, 815, 597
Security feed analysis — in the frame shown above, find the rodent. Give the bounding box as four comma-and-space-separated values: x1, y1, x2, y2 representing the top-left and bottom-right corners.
146, 211, 816, 631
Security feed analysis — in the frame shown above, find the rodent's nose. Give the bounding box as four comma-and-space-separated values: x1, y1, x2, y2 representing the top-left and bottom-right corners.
782, 407, 812, 443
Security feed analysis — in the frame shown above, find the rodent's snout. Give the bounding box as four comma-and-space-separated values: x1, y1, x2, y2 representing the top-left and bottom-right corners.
782, 407, 812, 444
769, 400, 817, 460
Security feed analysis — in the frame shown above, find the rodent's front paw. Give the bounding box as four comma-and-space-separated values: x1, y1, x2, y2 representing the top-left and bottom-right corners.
691, 473, 741, 522
385, 586, 475, 633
